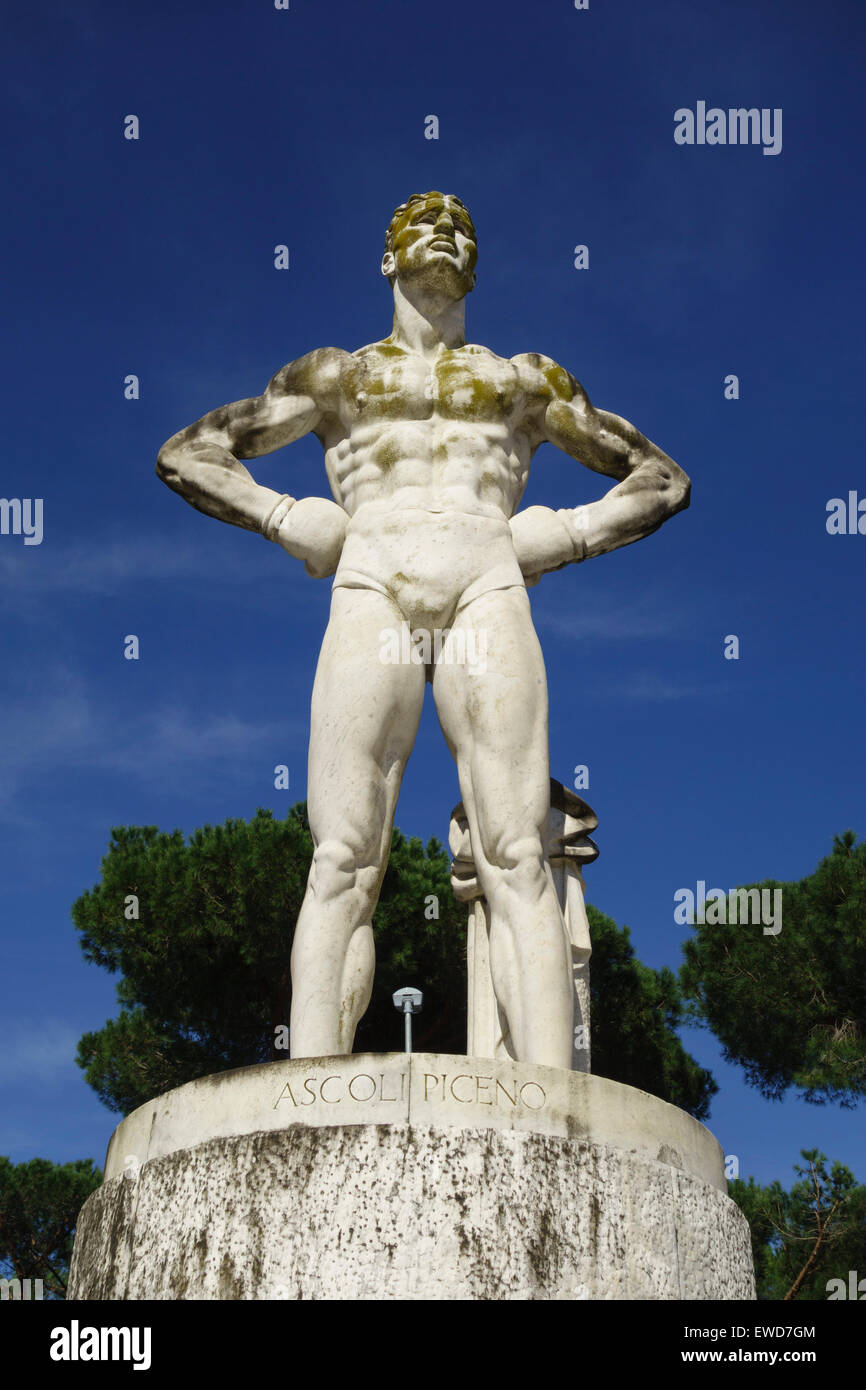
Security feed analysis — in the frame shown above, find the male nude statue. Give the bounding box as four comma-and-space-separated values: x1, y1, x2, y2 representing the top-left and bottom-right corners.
157, 191, 690, 1070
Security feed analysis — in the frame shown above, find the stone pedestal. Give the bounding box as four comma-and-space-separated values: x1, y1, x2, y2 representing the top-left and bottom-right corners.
68, 1054, 754, 1301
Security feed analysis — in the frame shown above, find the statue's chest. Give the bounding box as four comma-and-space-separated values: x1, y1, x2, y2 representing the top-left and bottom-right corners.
345, 354, 520, 425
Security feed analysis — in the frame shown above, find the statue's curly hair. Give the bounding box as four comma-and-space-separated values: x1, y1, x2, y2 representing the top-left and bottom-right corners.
383, 192, 475, 258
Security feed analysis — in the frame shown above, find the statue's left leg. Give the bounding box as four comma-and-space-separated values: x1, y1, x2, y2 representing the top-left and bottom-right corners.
431, 585, 573, 1069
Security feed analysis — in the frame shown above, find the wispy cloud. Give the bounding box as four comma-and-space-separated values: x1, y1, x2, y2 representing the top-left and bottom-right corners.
0, 1024, 82, 1086
0, 667, 299, 824
611, 671, 729, 701
0, 535, 276, 596
533, 589, 686, 642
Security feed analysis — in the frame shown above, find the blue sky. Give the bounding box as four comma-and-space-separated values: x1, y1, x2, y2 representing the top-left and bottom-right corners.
1, 0, 863, 1190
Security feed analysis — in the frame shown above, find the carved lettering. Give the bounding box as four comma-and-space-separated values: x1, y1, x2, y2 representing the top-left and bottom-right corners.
348, 1073, 377, 1102
275, 1068, 546, 1111
519, 1081, 546, 1110
379, 1072, 404, 1102
427, 1071, 547, 1111
449, 1074, 474, 1103
475, 1075, 493, 1105
495, 1078, 517, 1106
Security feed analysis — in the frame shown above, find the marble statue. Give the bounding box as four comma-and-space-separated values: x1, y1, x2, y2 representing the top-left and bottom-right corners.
157, 191, 690, 1070
451, 780, 598, 1069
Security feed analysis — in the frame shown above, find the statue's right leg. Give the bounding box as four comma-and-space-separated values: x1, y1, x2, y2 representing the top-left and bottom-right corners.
289, 588, 426, 1058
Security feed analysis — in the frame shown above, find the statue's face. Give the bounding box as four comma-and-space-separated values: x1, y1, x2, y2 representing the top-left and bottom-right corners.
383, 193, 477, 299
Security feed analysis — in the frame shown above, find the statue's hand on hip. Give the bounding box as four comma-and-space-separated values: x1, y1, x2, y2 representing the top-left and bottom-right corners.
264, 495, 349, 579
509, 505, 587, 586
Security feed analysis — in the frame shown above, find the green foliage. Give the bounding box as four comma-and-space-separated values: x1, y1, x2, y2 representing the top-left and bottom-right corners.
729, 1150, 866, 1300
74, 803, 715, 1120
0, 1156, 101, 1299
74, 806, 469, 1111
679, 832, 866, 1106
353, 830, 467, 1055
587, 904, 716, 1120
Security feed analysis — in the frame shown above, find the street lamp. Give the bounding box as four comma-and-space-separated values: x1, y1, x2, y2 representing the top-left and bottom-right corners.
392, 987, 423, 1053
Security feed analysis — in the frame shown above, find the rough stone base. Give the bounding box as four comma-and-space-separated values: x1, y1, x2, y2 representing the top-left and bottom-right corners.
68, 1055, 754, 1300
70, 1124, 752, 1300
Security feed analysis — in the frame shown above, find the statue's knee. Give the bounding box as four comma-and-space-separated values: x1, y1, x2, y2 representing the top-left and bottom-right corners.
481, 833, 547, 901
309, 838, 379, 905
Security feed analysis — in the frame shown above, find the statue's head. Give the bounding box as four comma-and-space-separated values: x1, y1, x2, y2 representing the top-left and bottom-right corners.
382, 192, 477, 300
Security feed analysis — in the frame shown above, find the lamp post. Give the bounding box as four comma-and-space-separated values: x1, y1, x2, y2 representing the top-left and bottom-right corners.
392, 987, 423, 1053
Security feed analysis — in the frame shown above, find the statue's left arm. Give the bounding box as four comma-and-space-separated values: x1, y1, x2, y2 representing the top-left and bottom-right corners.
509, 356, 690, 583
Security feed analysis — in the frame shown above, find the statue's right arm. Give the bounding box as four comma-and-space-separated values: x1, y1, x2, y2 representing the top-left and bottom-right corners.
156, 348, 349, 577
